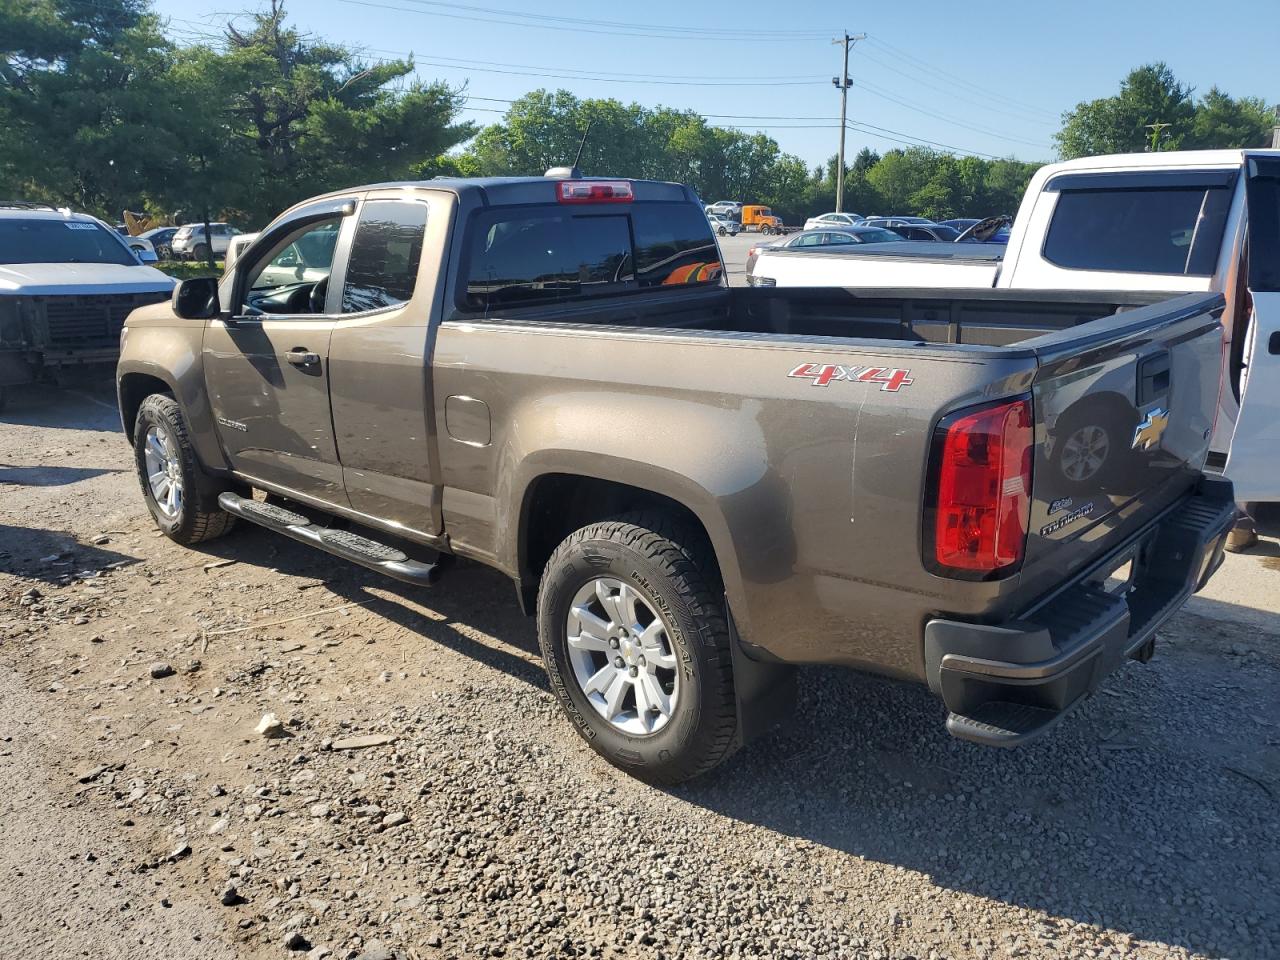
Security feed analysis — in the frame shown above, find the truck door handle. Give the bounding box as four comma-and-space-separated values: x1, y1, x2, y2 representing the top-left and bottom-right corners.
286, 348, 320, 367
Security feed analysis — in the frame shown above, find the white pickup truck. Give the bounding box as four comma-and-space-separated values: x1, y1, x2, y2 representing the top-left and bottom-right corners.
752, 149, 1280, 510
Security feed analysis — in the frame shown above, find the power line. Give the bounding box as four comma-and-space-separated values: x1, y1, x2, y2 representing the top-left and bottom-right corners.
458, 98, 1031, 158
402, 57, 823, 86
850, 76, 1052, 148
852, 46, 1057, 127
375, 0, 837, 38
864, 36, 1059, 120
335, 0, 833, 43
360, 49, 828, 83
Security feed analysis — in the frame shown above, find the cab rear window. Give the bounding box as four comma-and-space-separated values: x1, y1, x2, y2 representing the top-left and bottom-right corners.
1043, 184, 1232, 276
462, 203, 720, 312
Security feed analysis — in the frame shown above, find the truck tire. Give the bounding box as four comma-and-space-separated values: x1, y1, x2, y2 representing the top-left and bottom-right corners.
132, 393, 236, 545
537, 513, 738, 784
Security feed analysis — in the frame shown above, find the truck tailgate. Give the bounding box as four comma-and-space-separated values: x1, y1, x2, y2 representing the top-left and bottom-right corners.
1017, 292, 1225, 591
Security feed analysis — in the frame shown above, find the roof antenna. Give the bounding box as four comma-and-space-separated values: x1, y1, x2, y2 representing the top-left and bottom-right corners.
545, 120, 593, 179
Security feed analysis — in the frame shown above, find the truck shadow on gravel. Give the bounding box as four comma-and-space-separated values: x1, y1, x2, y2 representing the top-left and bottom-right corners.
676, 654, 1278, 959
0, 524, 138, 583
193, 525, 1277, 959
197, 527, 549, 691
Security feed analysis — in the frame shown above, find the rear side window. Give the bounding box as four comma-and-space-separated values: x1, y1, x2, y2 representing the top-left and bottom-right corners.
342, 199, 429, 313
631, 204, 721, 287
1246, 158, 1280, 291
1043, 186, 1232, 275
462, 203, 720, 312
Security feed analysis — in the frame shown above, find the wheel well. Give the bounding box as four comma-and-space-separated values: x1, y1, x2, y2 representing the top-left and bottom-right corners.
517, 474, 715, 613
117, 373, 172, 439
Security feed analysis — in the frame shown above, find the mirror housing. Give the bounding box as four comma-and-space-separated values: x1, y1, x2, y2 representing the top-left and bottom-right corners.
172, 276, 220, 320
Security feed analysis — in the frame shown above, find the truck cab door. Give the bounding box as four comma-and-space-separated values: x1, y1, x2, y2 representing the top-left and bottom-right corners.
327, 191, 445, 538
1224, 158, 1280, 503
203, 207, 355, 506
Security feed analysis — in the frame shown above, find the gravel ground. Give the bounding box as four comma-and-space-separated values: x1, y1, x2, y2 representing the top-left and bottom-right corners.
0, 382, 1277, 960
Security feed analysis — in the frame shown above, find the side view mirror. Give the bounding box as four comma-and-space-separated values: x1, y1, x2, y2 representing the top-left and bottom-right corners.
172, 276, 220, 320
137, 248, 158, 263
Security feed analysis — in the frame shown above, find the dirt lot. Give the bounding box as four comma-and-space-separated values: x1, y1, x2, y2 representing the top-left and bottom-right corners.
1, 382, 1278, 960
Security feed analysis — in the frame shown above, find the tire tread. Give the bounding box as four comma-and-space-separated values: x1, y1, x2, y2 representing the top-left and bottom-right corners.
539, 511, 738, 783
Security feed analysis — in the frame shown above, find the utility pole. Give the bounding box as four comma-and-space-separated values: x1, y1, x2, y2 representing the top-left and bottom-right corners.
1271, 105, 1280, 149
1145, 122, 1172, 152
832, 32, 865, 213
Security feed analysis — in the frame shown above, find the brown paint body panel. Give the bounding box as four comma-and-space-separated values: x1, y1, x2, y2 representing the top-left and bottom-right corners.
118, 178, 1226, 688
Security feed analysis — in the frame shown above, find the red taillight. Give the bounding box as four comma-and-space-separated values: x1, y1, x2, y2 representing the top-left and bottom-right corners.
556, 180, 634, 203
929, 396, 1033, 576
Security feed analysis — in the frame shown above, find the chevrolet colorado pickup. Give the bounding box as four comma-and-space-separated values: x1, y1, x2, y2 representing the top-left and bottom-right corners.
751, 150, 1280, 510
1, 202, 174, 410
116, 174, 1234, 783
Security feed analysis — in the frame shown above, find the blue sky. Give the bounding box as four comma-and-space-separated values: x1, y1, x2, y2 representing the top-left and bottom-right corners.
153, 0, 1277, 168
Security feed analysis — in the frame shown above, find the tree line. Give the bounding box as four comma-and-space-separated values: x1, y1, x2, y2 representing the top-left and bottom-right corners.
2, 1, 1273, 233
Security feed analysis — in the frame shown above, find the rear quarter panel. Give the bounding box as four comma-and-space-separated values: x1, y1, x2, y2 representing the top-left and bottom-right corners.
432, 320, 1036, 681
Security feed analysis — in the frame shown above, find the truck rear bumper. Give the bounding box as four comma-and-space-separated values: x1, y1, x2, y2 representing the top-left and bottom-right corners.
924, 477, 1235, 747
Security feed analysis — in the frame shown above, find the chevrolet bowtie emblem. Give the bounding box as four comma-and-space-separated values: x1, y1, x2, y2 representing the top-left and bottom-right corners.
1132, 407, 1169, 451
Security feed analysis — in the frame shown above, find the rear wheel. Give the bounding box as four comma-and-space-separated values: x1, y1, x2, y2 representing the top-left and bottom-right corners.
717, 226, 727, 237
537, 513, 738, 784
192, 242, 209, 262
132, 394, 236, 545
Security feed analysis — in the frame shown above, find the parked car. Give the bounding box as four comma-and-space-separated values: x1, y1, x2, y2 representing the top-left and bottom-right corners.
746, 225, 903, 282
0, 201, 173, 409
884, 223, 963, 242
803, 212, 864, 230
704, 200, 742, 218
706, 213, 740, 237
113, 224, 158, 261
138, 226, 179, 260
118, 173, 1233, 783
941, 217, 1012, 243
862, 216, 937, 229
223, 232, 258, 271
749, 149, 1280, 511
170, 222, 239, 260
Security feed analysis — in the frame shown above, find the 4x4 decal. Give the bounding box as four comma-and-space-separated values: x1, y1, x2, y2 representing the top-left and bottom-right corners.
788, 362, 914, 392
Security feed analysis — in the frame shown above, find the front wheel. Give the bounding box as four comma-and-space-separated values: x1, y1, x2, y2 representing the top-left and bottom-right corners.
132, 394, 236, 545
537, 513, 738, 784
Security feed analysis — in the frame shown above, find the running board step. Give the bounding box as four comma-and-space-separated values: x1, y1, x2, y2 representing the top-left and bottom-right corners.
217, 492, 440, 587
945, 701, 1067, 748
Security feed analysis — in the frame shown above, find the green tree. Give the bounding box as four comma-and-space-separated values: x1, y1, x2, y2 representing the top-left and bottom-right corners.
1187, 87, 1273, 150
0, 0, 176, 215
1055, 63, 1271, 159
220, 0, 474, 224
1056, 63, 1195, 158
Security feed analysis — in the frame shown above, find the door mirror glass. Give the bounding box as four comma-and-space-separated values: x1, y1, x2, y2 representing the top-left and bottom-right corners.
172, 276, 219, 319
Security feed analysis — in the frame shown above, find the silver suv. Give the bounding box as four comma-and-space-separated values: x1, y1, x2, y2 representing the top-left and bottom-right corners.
170, 222, 239, 260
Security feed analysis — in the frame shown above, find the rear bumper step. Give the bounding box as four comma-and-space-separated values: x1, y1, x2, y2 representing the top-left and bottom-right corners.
217, 492, 441, 587
925, 476, 1235, 747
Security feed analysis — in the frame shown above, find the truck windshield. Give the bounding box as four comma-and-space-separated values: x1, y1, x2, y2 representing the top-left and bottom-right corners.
0, 218, 137, 266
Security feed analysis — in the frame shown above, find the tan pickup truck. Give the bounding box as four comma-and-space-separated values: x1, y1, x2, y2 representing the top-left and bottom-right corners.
117, 173, 1234, 782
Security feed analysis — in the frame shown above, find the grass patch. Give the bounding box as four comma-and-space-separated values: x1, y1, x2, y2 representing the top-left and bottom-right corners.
156, 260, 223, 280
